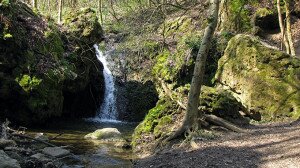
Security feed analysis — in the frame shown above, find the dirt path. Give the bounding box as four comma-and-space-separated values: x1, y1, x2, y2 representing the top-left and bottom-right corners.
133, 120, 300, 168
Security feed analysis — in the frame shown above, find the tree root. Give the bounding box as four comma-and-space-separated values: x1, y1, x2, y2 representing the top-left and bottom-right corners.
204, 114, 247, 133
156, 78, 248, 150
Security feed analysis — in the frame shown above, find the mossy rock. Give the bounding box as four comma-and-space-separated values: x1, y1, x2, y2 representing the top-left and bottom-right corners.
0, 1, 104, 125
84, 128, 123, 141
132, 85, 245, 154
61, 8, 105, 118
63, 8, 104, 45
131, 97, 178, 153
215, 34, 300, 121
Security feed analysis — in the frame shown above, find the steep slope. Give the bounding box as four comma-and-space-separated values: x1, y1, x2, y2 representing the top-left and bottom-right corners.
0, 1, 104, 125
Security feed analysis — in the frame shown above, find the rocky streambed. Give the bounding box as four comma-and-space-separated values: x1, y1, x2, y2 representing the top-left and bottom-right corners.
0, 120, 137, 168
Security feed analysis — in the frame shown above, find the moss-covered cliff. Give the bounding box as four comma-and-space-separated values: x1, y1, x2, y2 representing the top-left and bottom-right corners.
0, 1, 104, 125
215, 34, 300, 120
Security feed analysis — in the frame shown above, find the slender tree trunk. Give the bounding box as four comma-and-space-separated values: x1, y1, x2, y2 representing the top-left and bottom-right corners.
32, 0, 37, 8
165, 0, 220, 141
184, 0, 220, 132
98, 0, 104, 25
284, 0, 296, 56
48, 0, 51, 14
58, 0, 63, 24
110, 0, 119, 21
277, 0, 290, 54
218, 0, 228, 31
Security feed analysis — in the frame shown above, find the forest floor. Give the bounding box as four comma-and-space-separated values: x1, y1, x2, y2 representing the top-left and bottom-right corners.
133, 120, 300, 168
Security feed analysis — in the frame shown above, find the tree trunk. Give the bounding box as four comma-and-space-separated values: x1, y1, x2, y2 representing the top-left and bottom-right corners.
98, 0, 104, 25
47, 0, 51, 13
165, 0, 220, 142
32, 0, 37, 8
184, 0, 220, 132
277, 0, 290, 54
284, 0, 296, 56
58, 0, 63, 24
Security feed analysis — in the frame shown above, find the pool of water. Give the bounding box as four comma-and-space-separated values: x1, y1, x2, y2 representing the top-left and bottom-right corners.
28, 120, 137, 168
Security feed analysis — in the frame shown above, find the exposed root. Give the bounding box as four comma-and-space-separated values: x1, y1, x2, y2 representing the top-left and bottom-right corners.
204, 114, 247, 133
156, 78, 248, 150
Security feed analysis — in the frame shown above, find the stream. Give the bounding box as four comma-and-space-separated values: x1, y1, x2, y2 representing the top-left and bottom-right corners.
29, 120, 137, 168
29, 44, 136, 167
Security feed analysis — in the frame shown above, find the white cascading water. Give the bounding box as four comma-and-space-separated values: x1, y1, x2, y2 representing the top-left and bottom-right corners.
93, 44, 118, 122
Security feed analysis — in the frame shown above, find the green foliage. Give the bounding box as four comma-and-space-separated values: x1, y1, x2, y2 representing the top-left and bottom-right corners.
15, 75, 42, 92
152, 50, 172, 81
225, 0, 253, 32
255, 8, 274, 17
184, 34, 202, 50
3, 33, 12, 39
0, 0, 10, 7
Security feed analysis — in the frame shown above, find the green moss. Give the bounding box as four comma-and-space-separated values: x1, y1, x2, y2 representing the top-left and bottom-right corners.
153, 115, 172, 138
63, 8, 103, 45
0, 0, 10, 7
3, 33, 12, 39
132, 98, 176, 148
162, 17, 193, 37
255, 8, 273, 17
15, 75, 42, 92
215, 34, 300, 121
221, 0, 252, 32
152, 50, 172, 81
43, 30, 64, 59
184, 34, 202, 50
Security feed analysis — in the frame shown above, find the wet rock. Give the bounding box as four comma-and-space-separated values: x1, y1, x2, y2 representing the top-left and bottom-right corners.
4, 147, 32, 155
23, 159, 43, 168
35, 133, 49, 141
114, 141, 131, 149
31, 153, 51, 162
84, 128, 122, 140
44, 162, 56, 168
0, 150, 21, 168
0, 139, 16, 149
42, 147, 70, 158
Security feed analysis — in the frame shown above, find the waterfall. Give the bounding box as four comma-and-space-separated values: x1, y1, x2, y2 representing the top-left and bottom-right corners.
93, 44, 118, 122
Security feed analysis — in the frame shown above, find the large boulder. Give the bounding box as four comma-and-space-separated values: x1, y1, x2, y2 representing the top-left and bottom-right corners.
84, 128, 122, 141
61, 8, 105, 119
0, 1, 104, 125
215, 34, 300, 121
0, 150, 20, 168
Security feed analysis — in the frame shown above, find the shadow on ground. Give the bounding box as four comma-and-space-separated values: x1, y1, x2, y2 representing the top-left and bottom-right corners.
133, 121, 300, 168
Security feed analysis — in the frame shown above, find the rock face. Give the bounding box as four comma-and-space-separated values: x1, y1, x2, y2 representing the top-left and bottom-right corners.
0, 139, 16, 149
0, 1, 104, 125
0, 150, 21, 168
215, 34, 300, 120
84, 128, 122, 140
42, 147, 70, 158
61, 8, 105, 119
116, 80, 158, 122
